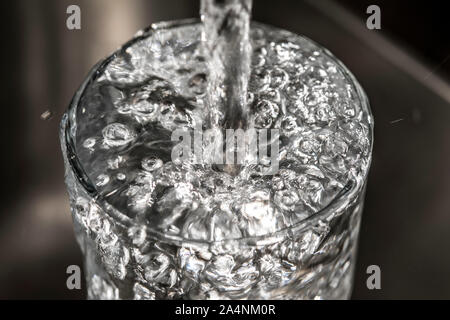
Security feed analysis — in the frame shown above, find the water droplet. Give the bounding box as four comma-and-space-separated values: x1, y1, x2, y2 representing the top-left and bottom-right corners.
40, 110, 53, 121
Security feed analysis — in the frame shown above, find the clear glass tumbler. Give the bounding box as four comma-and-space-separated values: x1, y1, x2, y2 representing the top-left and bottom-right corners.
60, 20, 373, 300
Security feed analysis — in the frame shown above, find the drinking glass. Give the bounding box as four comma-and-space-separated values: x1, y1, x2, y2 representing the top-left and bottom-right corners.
60, 20, 373, 300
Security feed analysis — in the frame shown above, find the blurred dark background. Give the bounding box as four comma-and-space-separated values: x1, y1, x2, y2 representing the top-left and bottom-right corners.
2, 0, 450, 299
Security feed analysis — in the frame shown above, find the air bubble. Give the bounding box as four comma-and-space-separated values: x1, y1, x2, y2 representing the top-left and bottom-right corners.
132, 101, 158, 116
145, 253, 170, 280
270, 67, 289, 89
281, 116, 298, 133
274, 190, 299, 211
96, 174, 110, 187
116, 173, 126, 181
250, 68, 271, 91
253, 99, 279, 128
102, 123, 136, 147
83, 138, 96, 150
315, 103, 335, 123
142, 157, 163, 172
133, 283, 155, 300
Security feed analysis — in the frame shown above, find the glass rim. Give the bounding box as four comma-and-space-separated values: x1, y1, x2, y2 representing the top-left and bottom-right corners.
61, 18, 374, 247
